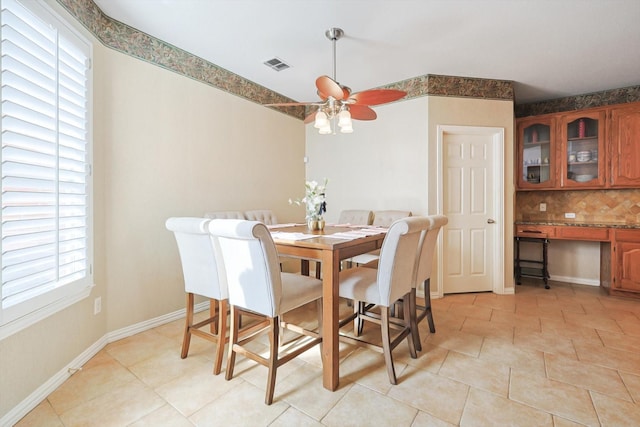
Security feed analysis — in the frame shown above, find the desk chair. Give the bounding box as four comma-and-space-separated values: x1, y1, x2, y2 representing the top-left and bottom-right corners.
209, 219, 323, 405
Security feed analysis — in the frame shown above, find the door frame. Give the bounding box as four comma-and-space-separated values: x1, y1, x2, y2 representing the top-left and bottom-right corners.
436, 125, 506, 297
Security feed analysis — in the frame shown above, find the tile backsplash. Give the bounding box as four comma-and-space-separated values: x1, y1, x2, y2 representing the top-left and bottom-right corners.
516, 189, 640, 225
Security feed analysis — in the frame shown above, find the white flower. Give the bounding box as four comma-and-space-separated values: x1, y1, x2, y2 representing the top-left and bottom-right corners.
290, 178, 328, 220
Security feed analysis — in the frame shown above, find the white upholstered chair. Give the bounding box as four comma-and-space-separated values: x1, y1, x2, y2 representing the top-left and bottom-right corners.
338, 216, 428, 385
410, 215, 448, 351
204, 211, 245, 219
208, 219, 323, 405
165, 217, 228, 375
244, 209, 278, 225
347, 210, 412, 267
338, 209, 374, 226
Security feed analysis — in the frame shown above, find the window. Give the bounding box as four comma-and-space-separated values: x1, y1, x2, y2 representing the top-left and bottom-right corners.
1, 0, 93, 338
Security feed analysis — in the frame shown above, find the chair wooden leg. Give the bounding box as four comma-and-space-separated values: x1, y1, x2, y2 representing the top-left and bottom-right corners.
212, 299, 228, 375
266, 317, 279, 405
181, 293, 194, 359
409, 288, 422, 352
404, 295, 417, 359
225, 306, 240, 381
315, 261, 322, 279
424, 279, 436, 333
210, 298, 218, 334
354, 301, 364, 336
380, 307, 397, 385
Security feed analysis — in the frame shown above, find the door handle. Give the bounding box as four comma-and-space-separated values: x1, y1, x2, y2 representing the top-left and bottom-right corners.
487, 219, 496, 224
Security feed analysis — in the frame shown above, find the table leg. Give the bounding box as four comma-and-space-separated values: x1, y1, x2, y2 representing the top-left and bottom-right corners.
321, 249, 339, 391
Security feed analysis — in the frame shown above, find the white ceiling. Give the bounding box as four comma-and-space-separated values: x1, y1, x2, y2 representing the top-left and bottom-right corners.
92, 0, 640, 105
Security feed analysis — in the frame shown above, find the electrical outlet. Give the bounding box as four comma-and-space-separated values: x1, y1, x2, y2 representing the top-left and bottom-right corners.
539, 203, 547, 212
564, 212, 576, 219
94, 297, 101, 315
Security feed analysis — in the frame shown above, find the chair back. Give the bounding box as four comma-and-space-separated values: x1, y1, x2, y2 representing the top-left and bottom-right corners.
208, 219, 282, 317
376, 216, 430, 305
204, 211, 245, 219
244, 210, 278, 225
372, 210, 412, 227
414, 215, 448, 288
165, 217, 227, 300
338, 210, 373, 225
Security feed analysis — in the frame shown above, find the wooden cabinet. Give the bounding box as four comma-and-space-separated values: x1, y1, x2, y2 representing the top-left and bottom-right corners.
559, 109, 606, 188
516, 102, 640, 190
613, 229, 640, 294
516, 116, 557, 189
610, 103, 640, 187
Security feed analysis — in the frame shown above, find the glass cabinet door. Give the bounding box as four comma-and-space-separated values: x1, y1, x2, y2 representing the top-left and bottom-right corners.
561, 110, 606, 187
517, 118, 555, 189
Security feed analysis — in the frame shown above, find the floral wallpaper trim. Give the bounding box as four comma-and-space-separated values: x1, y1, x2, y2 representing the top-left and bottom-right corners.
56, 0, 514, 121
515, 85, 640, 118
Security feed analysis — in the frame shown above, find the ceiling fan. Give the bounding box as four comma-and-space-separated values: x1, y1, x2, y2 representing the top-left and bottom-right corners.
265, 28, 407, 134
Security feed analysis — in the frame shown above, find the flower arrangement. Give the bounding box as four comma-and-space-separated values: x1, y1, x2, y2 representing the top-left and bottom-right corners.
289, 179, 328, 221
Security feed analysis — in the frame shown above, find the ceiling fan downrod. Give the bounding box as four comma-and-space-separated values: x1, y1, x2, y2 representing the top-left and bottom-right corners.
325, 28, 343, 83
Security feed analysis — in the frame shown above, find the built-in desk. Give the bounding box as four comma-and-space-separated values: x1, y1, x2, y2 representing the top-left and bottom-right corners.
515, 222, 640, 298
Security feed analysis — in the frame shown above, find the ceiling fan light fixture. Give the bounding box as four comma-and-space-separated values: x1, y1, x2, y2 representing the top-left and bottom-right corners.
314, 111, 328, 128
338, 109, 352, 127
319, 123, 332, 134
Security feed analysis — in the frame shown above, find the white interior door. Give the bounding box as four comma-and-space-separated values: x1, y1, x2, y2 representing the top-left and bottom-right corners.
438, 126, 504, 294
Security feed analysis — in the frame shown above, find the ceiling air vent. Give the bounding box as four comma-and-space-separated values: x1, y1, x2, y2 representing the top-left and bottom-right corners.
263, 57, 290, 71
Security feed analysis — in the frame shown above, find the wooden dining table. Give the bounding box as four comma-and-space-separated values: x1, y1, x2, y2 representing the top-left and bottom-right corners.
270, 224, 386, 391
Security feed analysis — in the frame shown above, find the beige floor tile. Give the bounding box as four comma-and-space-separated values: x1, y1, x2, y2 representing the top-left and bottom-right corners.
597, 329, 640, 353
591, 391, 640, 426
426, 329, 484, 357
438, 351, 510, 397
411, 410, 456, 427
154, 361, 244, 416
269, 407, 324, 427
539, 317, 601, 342
152, 317, 186, 340
516, 303, 566, 320
322, 383, 418, 427
617, 317, 640, 338
129, 347, 212, 388
491, 308, 542, 332
545, 353, 632, 401
58, 379, 165, 427
514, 327, 577, 358
459, 387, 553, 427
460, 317, 514, 340
395, 343, 449, 373
620, 371, 640, 404
573, 340, 640, 375
478, 337, 546, 376
128, 403, 193, 427
509, 370, 599, 426
14, 400, 63, 427
446, 303, 493, 321
105, 329, 177, 367
277, 363, 353, 421
563, 310, 624, 333
338, 346, 404, 394
430, 309, 465, 332
189, 381, 288, 425
472, 293, 517, 312
387, 366, 469, 425
441, 293, 478, 305
47, 354, 137, 414
551, 415, 587, 427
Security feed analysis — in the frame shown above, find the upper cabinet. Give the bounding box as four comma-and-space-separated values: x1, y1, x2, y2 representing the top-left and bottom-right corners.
559, 110, 606, 188
516, 102, 640, 190
516, 116, 557, 189
610, 103, 640, 187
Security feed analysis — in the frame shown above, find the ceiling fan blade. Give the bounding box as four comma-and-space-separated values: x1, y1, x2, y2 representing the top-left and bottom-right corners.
316, 75, 345, 100
348, 89, 407, 106
349, 104, 377, 121
264, 101, 321, 107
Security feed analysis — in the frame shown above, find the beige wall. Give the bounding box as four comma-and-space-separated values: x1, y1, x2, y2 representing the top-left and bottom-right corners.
0, 2, 305, 417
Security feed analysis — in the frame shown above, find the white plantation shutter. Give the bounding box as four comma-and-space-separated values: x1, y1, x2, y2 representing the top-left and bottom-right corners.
1, 0, 92, 333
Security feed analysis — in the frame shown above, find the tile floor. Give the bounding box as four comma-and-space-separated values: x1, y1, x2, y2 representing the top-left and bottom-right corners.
16, 280, 640, 426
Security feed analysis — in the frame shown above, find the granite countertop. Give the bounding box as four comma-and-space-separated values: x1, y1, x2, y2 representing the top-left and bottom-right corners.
516, 221, 640, 229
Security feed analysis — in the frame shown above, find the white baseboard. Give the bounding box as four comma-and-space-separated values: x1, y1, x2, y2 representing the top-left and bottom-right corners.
550, 274, 600, 287
1, 301, 208, 427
